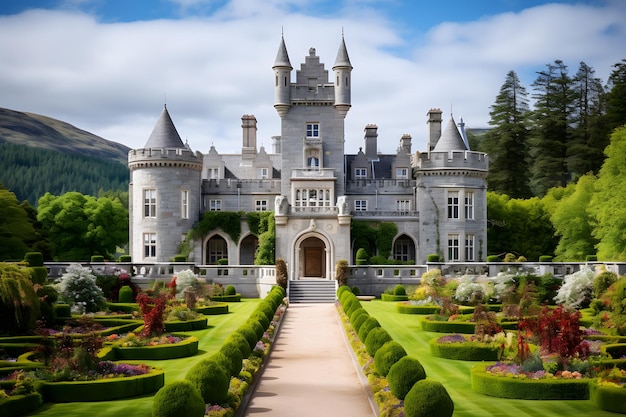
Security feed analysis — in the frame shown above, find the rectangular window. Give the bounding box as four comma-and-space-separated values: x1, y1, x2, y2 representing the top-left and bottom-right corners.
355, 200, 367, 211
143, 233, 156, 258
447, 191, 459, 219
396, 168, 409, 179
208, 168, 219, 179
465, 234, 475, 261
465, 192, 474, 220
295, 188, 331, 208
448, 234, 460, 261
306, 123, 319, 138
209, 199, 222, 211
397, 200, 411, 214
143, 189, 156, 218
255, 200, 268, 211
257, 168, 269, 179
355, 168, 367, 179
181, 190, 189, 219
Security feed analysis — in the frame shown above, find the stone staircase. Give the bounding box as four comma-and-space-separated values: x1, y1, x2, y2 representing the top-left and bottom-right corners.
288, 279, 337, 303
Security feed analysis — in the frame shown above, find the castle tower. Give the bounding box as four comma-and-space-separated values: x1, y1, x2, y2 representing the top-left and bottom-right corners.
128, 105, 202, 262
273, 35, 293, 118
415, 115, 488, 262
333, 35, 352, 117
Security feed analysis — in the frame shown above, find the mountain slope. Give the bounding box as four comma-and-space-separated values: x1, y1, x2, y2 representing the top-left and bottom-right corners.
0, 107, 130, 163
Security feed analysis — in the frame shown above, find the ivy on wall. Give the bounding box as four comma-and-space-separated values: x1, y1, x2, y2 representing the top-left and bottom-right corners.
254, 212, 275, 265
351, 220, 398, 260
188, 211, 244, 243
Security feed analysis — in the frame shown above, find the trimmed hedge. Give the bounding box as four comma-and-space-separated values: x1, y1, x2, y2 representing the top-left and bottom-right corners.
421, 317, 476, 334
185, 358, 229, 404
387, 356, 427, 400
106, 302, 140, 313
603, 343, 626, 359
38, 367, 164, 402
352, 313, 370, 333
374, 340, 407, 377
53, 303, 72, 318
194, 303, 229, 315
357, 317, 381, 342
404, 379, 454, 417
219, 342, 244, 377
110, 336, 198, 360
0, 393, 43, 417
152, 380, 205, 417
429, 338, 501, 361
381, 294, 409, 302
364, 327, 392, 357
118, 286, 134, 303
163, 317, 208, 332
590, 380, 626, 414
471, 363, 590, 400
211, 294, 242, 302
397, 304, 441, 315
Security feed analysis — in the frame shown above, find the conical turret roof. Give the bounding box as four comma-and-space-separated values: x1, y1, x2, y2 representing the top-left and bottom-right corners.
273, 35, 292, 69
144, 105, 185, 149
333, 35, 352, 69
434, 116, 468, 152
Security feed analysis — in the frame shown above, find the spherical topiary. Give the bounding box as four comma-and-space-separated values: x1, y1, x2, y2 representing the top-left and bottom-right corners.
251, 310, 271, 330
387, 356, 427, 400
257, 301, 275, 322
374, 340, 407, 376
341, 294, 357, 314
118, 285, 134, 303
152, 380, 205, 417
393, 284, 406, 296
352, 312, 370, 333
364, 327, 393, 357
185, 358, 230, 404
357, 317, 380, 342
349, 307, 367, 325
351, 286, 361, 296
403, 379, 454, 417
248, 318, 265, 340
237, 325, 259, 350
226, 332, 251, 358
219, 342, 244, 377
224, 285, 237, 296
208, 351, 232, 376
337, 285, 351, 298
345, 298, 362, 317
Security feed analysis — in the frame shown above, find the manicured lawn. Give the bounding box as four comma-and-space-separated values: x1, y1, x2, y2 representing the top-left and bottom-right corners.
361, 300, 617, 417
26, 299, 262, 417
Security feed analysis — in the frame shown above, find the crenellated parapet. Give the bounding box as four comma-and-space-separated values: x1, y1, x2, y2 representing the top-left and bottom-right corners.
128, 148, 203, 171
415, 150, 488, 174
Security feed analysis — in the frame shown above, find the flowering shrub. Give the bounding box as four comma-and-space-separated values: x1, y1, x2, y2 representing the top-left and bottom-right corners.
166, 305, 201, 322
56, 264, 106, 314
454, 275, 494, 305
174, 269, 200, 299
554, 266, 595, 309
491, 272, 517, 303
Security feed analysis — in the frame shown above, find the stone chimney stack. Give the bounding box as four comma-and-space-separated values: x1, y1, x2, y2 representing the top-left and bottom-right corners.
364, 124, 378, 160
427, 108, 443, 151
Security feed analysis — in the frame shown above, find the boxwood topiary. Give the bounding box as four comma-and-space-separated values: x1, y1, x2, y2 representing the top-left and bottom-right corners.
357, 317, 381, 343
185, 358, 230, 404
225, 285, 237, 296
364, 327, 393, 357
237, 325, 259, 351
248, 319, 265, 340
404, 379, 454, 417
118, 285, 134, 303
251, 311, 271, 330
226, 332, 251, 358
349, 307, 367, 324
394, 284, 406, 296
345, 298, 362, 317
352, 313, 370, 333
219, 342, 244, 377
152, 380, 205, 417
374, 340, 407, 376
387, 356, 427, 400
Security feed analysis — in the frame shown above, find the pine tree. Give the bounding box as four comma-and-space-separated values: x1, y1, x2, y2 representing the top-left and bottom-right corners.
604, 59, 626, 132
482, 70, 532, 198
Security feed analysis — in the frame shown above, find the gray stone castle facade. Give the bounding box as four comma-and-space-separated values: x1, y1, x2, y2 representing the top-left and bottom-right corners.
128, 36, 489, 281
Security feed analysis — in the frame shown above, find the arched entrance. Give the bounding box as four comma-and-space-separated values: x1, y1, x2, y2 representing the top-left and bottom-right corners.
298, 236, 326, 279
393, 234, 416, 263
239, 234, 258, 265
206, 235, 228, 265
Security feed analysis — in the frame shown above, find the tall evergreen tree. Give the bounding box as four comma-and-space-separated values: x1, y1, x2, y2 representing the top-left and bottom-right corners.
569, 62, 607, 178
482, 70, 532, 198
529, 60, 575, 196
604, 59, 626, 132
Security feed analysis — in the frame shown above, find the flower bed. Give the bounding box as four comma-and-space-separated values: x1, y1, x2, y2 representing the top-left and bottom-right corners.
396, 303, 441, 315
471, 362, 590, 400
210, 294, 242, 302
429, 334, 502, 361
101, 334, 199, 360
163, 316, 208, 332
421, 316, 477, 334
194, 302, 229, 315
590, 373, 626, 414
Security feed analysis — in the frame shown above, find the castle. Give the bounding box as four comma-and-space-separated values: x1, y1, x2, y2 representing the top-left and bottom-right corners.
127, 36, 489, 283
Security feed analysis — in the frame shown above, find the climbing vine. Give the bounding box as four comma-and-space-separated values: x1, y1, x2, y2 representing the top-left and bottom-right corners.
254, 213, 275, 265
351, 221, 398, 261
188, 211, 244, 243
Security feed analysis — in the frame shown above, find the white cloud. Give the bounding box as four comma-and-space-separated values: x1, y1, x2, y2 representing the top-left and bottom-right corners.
0, 1, 624, 156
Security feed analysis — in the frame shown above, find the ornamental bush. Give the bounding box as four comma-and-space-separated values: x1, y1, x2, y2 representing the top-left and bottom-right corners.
118, 285, 133, 303
394, 284, 406, 296
554, 266, 595, 309
227, 332, 251, 358
238, 325, 259, 351
248, 319, 265, 340
56, 264, 106, 314
387, 356, 427, 400
352, 312, 370, 333
356, 248, 369, 265
349, 307, 367, 325
225, 285, 237, 296
404, 379, 454, 417
219, 342, 244, 377
174, 269, 200, 299
357, 316, 380, 342
152, 380, 205, 417
374, 340, 407, 376
185, 358, 230, 404
364, 326, 392, 357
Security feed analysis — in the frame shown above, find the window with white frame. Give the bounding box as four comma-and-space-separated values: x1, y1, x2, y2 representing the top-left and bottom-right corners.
181, 190, 189, 219
209, 199, 222, 211
143, 233, 156, 258
355, 200, 367, 211
447, 191, 460, 219
448, 234, 460, 261
255, 200, 268, 211
397, 200, 411, 214
394, 238, 412, 262
307, 157, 319, 168
355, 168, 367, 179
257, 168, 269, 179
143, 189, 156, 218
465, 191, 474, 220
396, 167, 409, 179
465, 234, 475, 261
294, 188, 331, 207
306, 123, 319, 138
207, 168, 219, 179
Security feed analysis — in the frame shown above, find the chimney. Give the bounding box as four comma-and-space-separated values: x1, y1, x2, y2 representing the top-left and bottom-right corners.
364, 124, 378, 160
241, 114, 257, 162
427, 108, 442, 151
400, 134, 412, 154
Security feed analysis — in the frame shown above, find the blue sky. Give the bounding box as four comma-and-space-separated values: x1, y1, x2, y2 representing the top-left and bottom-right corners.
0, 0, 624, 153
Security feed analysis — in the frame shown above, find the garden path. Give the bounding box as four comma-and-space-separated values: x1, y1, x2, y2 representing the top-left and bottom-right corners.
242, 303, 377, 417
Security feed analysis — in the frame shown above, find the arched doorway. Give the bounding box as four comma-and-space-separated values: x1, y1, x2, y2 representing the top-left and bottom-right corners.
239, 234, 258, 265
299, 236, 326, 279
206, 235, 228, 265
393, 234, 416, 263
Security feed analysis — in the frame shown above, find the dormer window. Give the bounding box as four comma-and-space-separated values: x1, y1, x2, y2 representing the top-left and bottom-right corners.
257, 168, 269, 179
355, 168, 367, 179
306, 123, 319, 138
396, 168, 408, 179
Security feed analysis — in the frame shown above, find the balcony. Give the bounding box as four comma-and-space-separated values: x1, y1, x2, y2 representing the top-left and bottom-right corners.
291, 168, 336, 179
345, 179, 417, 194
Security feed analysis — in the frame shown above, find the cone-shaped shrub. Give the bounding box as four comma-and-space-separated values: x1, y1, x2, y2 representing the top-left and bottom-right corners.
357, 316, 380, 342
403, 379, 454, 417
185, 359, 230, 404
152, 380, 205, 417
226, 332, 251, 358
374, 340, 407, 376
364, 326, 393, 357
352, 313, 370, 333
219, 342, 244, 377
387, 356, 427, 400
118, 285, 134, 303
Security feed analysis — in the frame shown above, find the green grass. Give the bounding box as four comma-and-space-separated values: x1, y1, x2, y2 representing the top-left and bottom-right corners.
361, 300, 618, 417
26, 299, 262, 417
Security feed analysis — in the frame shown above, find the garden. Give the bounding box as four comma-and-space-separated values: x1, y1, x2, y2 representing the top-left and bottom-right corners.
338, 265, 626, 416
0, 255, 287, 417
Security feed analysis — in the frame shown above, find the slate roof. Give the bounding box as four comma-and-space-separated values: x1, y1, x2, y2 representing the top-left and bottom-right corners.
433, 116, 468, 152
144, 105, 185, 149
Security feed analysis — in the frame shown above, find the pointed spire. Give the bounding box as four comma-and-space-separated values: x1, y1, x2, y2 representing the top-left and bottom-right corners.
273, 34, 292, 69
144, 105, 185, 149
333, 33, 352, 69
433, 116, 468, 151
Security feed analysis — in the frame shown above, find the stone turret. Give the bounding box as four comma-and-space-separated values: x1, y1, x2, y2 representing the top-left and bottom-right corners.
333, 35, 352, 117
273, 35, 292, 118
